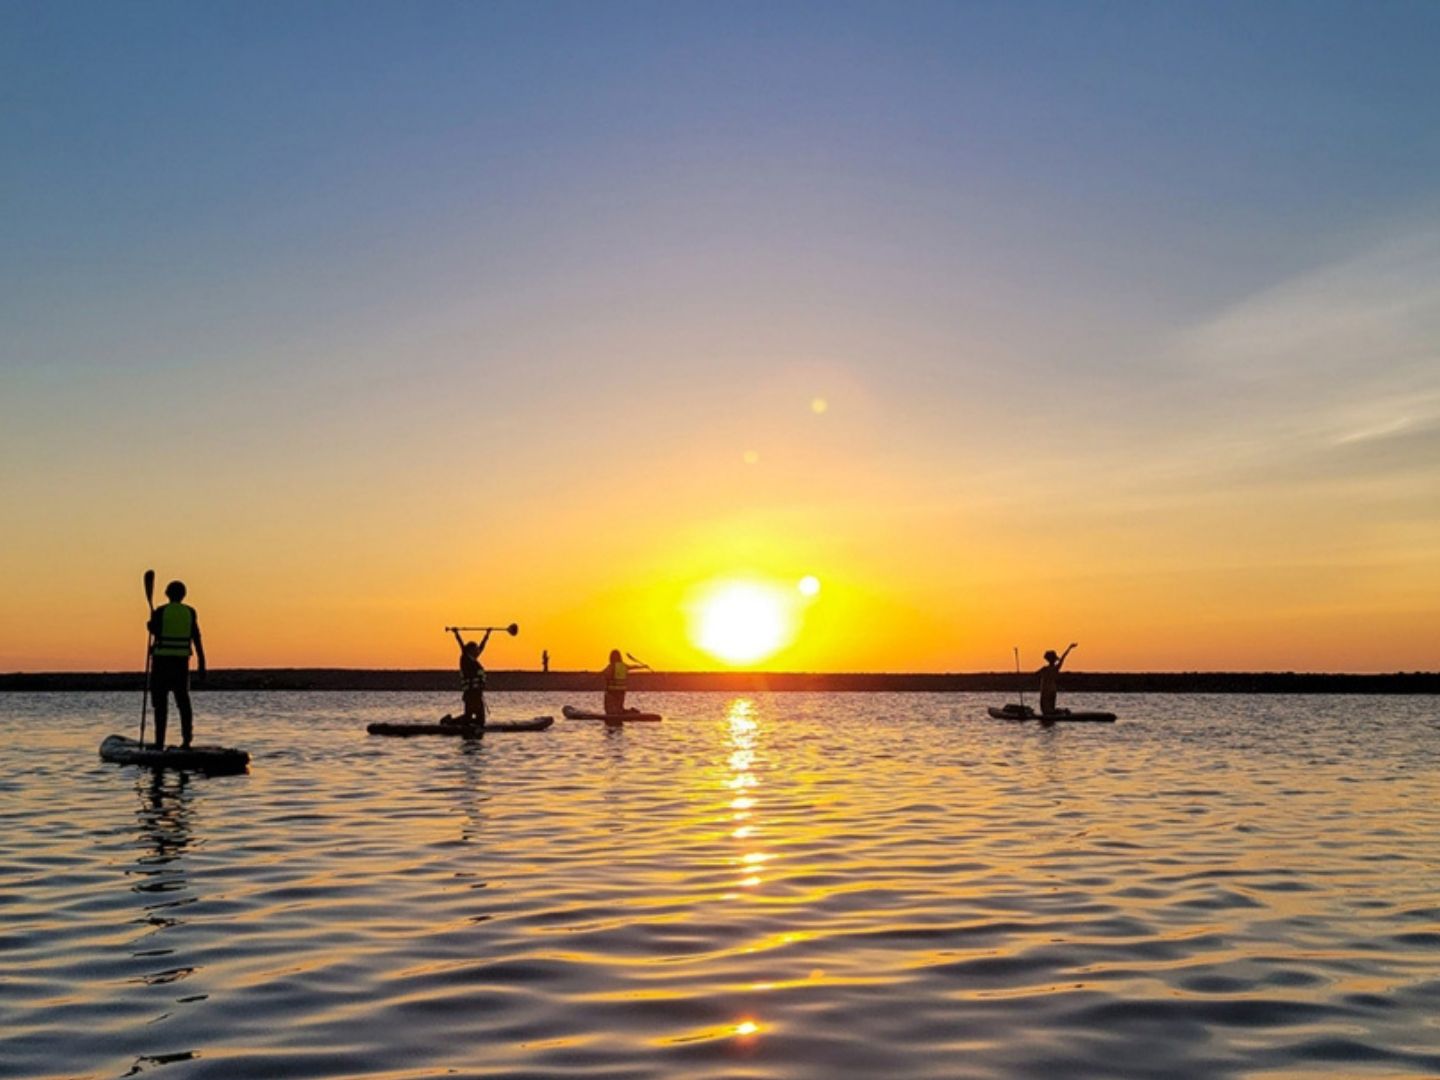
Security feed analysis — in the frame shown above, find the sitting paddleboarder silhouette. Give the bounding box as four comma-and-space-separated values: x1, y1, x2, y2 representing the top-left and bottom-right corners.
1037, 643, 1077, 715
450, 627, 492, 727
602, 649, 650, 715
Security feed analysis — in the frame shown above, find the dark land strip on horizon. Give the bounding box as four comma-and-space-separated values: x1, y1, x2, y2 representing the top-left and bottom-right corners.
2, 670, 1437, 694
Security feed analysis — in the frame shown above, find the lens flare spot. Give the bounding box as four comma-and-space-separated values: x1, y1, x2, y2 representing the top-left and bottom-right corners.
810, 397, 828, 414
798, 575, 820, 597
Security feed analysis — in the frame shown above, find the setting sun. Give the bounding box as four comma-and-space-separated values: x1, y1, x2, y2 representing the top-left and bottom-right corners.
690, 581, 794, 665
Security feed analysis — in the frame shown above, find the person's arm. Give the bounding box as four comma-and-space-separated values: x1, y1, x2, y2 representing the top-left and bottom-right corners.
192, 611, 206, 678
476, 629, 493, 655
1057, 642, 1078, 669
147, 610, 161, 636
451, 628, 465, 651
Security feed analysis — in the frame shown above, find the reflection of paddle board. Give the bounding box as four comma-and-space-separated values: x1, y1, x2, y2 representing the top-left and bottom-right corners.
562, 705, 662, 722
100, 734, 250, 772
987, 704, 1116, 723
367, 716, 554, 736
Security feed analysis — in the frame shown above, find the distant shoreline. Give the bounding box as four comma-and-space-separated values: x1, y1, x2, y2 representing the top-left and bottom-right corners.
2, 669, 1436, 694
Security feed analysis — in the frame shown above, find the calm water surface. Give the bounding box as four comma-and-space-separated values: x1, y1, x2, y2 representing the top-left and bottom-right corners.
2, 692, 1438, 1079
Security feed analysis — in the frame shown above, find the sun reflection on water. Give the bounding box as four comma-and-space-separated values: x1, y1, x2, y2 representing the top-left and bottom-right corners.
724, 699, 764, 894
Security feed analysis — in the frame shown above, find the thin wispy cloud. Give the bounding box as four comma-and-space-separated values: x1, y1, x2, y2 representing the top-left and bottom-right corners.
1104, 227, 1440, 494
1178, 228, 1440, 428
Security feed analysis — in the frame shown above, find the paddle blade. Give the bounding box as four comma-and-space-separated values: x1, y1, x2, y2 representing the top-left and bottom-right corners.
506, 623, 519, 636
143, 569, 155, 606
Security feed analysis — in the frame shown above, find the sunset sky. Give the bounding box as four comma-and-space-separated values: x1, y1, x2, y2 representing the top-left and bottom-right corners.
3, 2, 1438, 672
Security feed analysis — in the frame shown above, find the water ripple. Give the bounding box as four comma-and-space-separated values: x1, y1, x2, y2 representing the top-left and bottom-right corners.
0, 690, 1437, 1079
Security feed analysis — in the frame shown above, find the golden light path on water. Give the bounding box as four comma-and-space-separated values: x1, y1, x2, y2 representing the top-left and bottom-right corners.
724, 700, 779, 1045
694, 698, 769, 1044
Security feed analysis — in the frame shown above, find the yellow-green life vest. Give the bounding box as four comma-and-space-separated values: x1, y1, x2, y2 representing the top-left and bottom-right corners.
153, 603, 194, 658
606, 661, 627, 692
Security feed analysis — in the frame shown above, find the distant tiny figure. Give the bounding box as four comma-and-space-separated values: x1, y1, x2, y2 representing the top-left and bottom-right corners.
542, 649, 550, 674
1037, 643, 1077, 715
602, 649, 650, 715
147, 580, 205, 749
451, 627, 492, 726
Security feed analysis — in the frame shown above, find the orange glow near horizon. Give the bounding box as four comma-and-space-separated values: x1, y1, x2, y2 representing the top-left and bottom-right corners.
3, 512, 1436, 673
2, 351, 1436, 675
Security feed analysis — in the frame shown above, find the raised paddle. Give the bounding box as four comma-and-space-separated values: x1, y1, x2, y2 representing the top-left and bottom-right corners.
139, 570, 156, 747
625, 651, 654, 671
445, 623, 519, 635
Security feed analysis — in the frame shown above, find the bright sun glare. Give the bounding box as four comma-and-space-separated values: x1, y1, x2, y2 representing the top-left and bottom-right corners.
693, 581, 792, 665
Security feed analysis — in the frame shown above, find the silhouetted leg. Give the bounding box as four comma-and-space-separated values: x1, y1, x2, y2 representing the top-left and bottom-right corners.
461, 689, 486, 727
151, 690, 169, 749
175, 691, 193, 747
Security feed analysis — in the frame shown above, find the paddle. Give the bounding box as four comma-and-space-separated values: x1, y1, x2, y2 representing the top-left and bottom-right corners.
1013, 646, 1026, 714
445, 623, 519, 635
625, 651, 654, 671
139, 570, 155, 746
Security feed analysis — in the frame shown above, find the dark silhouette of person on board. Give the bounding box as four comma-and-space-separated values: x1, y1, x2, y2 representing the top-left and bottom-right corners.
147, 580, 205, 749
603, 650, 650, 714
449, 627, 492, 727
542, 649, 550, 674
1038, 643, 1077, 715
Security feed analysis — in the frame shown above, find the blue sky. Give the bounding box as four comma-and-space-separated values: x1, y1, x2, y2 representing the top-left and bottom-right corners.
8, 1, 1437, 320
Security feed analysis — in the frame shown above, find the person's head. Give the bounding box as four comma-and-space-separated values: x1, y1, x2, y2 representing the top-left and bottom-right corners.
465, 641, 481, 657
1044, 649, 1059, 663
165, 580, 187, 602
609, 649, 622, 663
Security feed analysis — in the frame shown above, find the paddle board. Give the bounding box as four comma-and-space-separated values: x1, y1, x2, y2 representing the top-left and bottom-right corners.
99, 734, 250, 772
562, 705, 662, 722
367, 716, 554, 736
986, 705, 1116, 723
